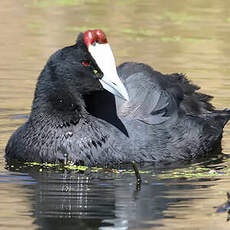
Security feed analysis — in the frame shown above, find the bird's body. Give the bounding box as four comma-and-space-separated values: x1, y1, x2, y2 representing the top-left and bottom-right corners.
5, 30, 230, 166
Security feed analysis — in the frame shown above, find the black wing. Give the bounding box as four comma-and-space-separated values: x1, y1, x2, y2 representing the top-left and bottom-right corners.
116, 62, 214, 125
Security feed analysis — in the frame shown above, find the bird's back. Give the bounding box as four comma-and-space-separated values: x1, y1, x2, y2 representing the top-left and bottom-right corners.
117, 62, 214, 116
115, 62, 230, 160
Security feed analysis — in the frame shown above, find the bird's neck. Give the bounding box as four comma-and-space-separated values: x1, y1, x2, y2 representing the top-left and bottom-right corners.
30, 75, 84, 127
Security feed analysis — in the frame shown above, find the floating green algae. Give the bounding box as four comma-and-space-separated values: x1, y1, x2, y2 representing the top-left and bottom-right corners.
121, 29, 206, 44
158, 164, 229, 179
24, 161, 123, 173
160, 36, 206, 43
23, 161, 152, 175
27, 23, 44, 29
157, 11, 198, 24
20, 160, 230, 180
66, 26, 109, 33
121, 28, 156, 42
55, 0, 84, 6
164, 12, 193, 24
25, 0, 99, 8
122, 28, 155, 37
25, 161, 97, 172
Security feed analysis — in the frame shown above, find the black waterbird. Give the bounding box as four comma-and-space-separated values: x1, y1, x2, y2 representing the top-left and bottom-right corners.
5, 29, 230, 166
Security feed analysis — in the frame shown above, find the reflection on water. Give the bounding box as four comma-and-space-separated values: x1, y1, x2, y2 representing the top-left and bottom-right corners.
2, 159, 230, 230
0, 162, 218, 230
1, 0, 230, 229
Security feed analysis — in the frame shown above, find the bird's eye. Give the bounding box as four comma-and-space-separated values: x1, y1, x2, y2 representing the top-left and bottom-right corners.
82, 61, 90, 66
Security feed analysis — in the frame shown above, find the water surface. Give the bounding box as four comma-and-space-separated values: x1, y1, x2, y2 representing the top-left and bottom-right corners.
1, 0, 230, 229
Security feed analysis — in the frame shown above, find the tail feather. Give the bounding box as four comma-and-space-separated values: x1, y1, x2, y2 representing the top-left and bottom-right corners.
167, 73, 215, 114
201, 109, 230, 128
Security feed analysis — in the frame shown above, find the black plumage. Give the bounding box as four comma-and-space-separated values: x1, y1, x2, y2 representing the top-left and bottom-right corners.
5, 32, 230, 166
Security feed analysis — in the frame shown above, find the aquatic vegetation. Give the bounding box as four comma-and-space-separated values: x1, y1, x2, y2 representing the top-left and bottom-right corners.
159, 164, 229, 179
122, 28, 155, 37
25, 0, 99, 8
116, 0, 140, 6
27, 23, 44, 29
121, 28, 156, 41
158, 11, 198, 24
56, 0, 85, 6
160, 36, 206, 43
24, 161, 102, 172
121, 29, 206, 44
17, 161, 151, 175
8, 160, 230, 181
66, 26, 109, 33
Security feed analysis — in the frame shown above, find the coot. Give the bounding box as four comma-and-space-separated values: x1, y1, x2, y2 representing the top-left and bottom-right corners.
5, 29, 230, 166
